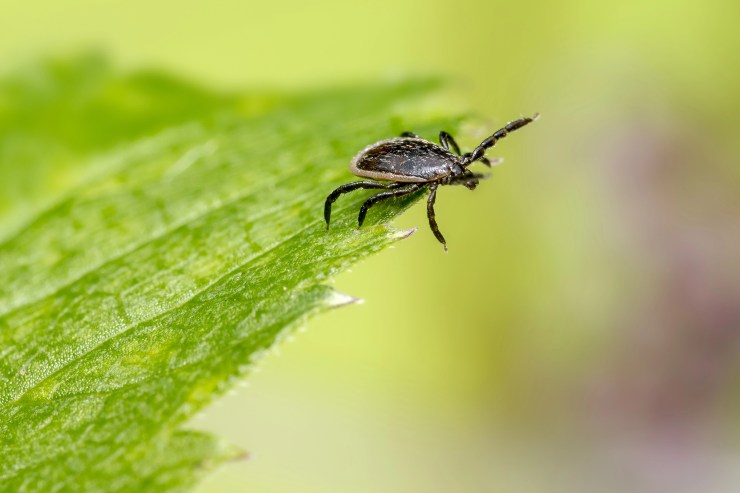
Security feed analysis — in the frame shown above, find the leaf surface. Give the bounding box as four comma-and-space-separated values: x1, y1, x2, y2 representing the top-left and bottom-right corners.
0, 57, 460, 492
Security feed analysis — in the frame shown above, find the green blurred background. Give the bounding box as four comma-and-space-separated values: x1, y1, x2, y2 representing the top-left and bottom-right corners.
3, 1, 740, 492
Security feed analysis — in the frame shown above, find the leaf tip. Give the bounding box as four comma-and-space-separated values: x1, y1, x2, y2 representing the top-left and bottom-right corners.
323, 290, 363, 309
391, 227, 417, 241
233, 449, 251, 462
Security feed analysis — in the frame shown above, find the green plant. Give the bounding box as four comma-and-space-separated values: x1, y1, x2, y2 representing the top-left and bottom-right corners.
0, 55, 462, 492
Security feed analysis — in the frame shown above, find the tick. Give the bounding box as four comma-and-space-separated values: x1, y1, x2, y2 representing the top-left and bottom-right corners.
324, 113, 539, 250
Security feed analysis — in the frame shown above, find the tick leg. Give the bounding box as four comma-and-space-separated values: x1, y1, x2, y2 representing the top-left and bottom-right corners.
426, 183, 447, 251
462, 152, 492, 167
357, 183, 422, 227
400, 131, 419, 138
325, 181, 404, 229
439, 131, 461, 156
466, 113, 539, 164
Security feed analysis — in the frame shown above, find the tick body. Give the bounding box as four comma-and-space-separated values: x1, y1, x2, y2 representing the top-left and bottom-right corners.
324, 114, 538, 250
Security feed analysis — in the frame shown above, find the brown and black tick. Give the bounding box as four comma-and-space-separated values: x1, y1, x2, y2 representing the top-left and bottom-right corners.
324, 114, 538, 250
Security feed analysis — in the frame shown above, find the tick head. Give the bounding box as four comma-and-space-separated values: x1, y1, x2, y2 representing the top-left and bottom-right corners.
464, 178, 479, 190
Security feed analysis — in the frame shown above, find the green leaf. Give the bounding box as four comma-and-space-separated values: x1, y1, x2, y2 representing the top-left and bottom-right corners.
0, 56, 461, 492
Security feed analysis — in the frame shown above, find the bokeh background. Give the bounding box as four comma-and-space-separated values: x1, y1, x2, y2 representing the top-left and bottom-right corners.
3, 1, 740, 492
